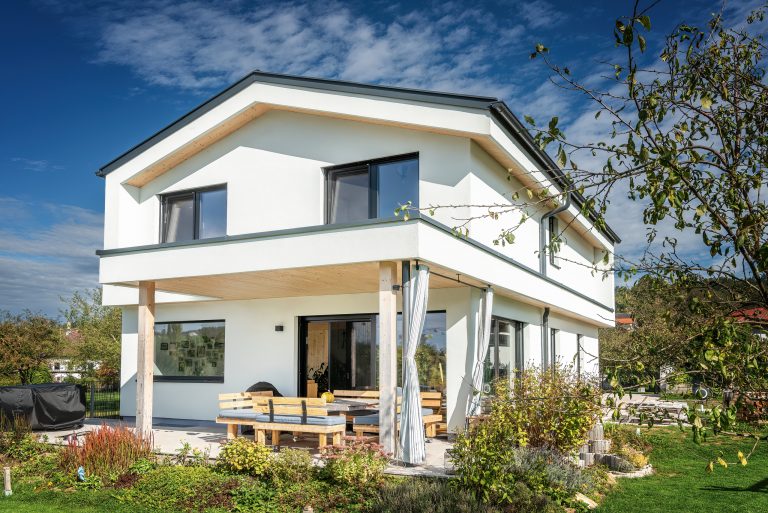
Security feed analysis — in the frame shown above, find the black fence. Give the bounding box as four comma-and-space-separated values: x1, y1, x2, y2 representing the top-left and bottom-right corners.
83, 381, 121, 419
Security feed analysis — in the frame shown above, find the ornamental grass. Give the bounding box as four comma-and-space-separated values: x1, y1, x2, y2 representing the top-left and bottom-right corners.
59, 424, 153, 480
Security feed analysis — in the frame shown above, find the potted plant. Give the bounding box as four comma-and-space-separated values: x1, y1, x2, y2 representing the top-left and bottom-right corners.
308, 362, 329, 397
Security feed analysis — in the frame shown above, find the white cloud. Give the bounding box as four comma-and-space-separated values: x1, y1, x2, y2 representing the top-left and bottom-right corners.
518, 0, 569, 29
0, 197, 102, 316
82, 0, 522, 97
9, 157, 64, 172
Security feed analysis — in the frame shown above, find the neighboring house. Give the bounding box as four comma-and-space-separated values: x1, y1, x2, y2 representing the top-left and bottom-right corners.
615, 313, 635, 330
730, 307, 768, 338
96, 71, 619, 432
47, 329, 101, 382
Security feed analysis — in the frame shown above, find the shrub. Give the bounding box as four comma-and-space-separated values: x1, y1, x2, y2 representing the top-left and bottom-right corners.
508, 446, 592, 501
372, 477, 505, 513
616, 446, 649, 469
275, 479, 372, 512
230, 480, 277, 511
452, 365, 600, 505
173, 441, 211, 466
320, 439, 388, 489
604, 424, 652, 453
58, 424, 152, 483
120, 465, 240, 512
217, 437, 272, 476
271, 448, 313, 483
0, 413, 45, 462
494, 365, 602, 452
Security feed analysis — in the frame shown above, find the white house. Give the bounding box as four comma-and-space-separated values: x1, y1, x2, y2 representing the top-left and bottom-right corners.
97, 71, 618, 443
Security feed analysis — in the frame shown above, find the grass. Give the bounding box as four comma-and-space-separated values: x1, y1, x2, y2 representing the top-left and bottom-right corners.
0, 485, 166, 513
598, 426, 768, 512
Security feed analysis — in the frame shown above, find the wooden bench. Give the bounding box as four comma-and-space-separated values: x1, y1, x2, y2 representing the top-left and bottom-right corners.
350, 390, 443, 438
216, 391, 273, 440
216, 395, 346, 448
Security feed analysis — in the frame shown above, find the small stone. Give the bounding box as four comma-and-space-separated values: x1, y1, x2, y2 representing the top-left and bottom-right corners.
574, 492, 598, 510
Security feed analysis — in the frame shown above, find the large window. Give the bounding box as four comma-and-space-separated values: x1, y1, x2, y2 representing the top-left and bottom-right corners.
396, 311, 447, 393
154, 320, 225, 382
483, 317, 524, 391
326, 154, 419, 224
161, 185, 227, 243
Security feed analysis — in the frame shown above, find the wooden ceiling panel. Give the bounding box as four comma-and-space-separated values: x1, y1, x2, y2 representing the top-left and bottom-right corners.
153, 262, 463, 300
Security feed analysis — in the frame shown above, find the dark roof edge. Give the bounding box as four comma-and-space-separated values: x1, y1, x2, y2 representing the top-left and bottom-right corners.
488, 103, 621, 244
96, 71, 498, 176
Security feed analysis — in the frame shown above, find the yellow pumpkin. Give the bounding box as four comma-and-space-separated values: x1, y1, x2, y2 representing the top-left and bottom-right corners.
321, 391, 335, 403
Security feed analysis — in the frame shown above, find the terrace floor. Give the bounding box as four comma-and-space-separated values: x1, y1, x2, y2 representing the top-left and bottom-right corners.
41, 418, 454, 477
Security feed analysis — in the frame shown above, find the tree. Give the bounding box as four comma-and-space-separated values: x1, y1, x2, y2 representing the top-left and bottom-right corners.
60, 288, 122, 381
0, 311, 62, 385
523, 1, 768, 462
527, 1, 767, 320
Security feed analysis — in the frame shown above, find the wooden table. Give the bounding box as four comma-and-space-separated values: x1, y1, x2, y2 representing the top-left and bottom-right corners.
325, 398, 379, 413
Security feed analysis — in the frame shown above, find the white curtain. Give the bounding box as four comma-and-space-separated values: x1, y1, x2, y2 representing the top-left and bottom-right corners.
399, 264, 430, 464
468, 287, 494, 416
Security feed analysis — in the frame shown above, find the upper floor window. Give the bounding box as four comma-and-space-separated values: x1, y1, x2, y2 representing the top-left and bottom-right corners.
161, 185, 227, 243
325, 154, 418, 224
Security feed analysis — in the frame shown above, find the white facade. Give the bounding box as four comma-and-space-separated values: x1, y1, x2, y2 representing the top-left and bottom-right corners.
98, 72, 616, 430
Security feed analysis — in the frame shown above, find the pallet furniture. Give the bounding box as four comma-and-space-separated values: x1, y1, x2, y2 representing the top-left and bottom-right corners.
216, 391, 273, 439
216, 395, 346, 448
351, 390, 443, 438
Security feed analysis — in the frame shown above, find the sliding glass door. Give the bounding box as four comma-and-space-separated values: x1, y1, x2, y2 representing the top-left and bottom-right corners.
301, 316, 377, 396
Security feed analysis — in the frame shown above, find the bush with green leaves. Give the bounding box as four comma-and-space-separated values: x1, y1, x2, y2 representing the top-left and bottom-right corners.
274, 479, 373, 512
452, 366, 600, 505
0, 413, 45, 462
508, 446, 592, 502
119, 465, 241, 512
217, 437, 272, 476
320, 439, 388, 490
270, 447, 313, 484
373, 477, 505, 513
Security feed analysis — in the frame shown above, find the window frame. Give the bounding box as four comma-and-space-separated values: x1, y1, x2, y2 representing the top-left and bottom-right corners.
487, 316, 525, 383
159, 184, 227, 243
323, 153, 419, 224
153, 318, 226, 383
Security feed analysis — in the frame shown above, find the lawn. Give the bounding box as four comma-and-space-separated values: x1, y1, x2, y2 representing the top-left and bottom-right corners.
0, 487, 161, 513
598, 426, 768, 513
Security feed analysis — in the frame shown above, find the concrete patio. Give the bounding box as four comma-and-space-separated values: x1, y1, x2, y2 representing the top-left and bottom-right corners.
40, 418, 454, 477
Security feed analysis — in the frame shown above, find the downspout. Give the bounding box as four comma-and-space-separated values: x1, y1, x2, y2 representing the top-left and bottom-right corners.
539, 192, 572, 276
541, 307, 550, 370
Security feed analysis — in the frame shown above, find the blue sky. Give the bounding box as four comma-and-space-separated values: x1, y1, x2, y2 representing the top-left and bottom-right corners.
0, 0, 751, 315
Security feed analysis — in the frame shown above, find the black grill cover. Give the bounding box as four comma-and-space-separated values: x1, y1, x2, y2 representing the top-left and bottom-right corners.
0, 383, 85, 430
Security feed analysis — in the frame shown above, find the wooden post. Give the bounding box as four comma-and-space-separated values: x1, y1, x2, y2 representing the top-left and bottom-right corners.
136, 281, 156, 436
378, 262, 398, 456
3, 466, 10, 496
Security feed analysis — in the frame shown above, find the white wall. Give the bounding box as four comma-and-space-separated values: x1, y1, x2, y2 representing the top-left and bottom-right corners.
105, 110, 472, 249
120, 287, 472, 422
467, 142, 614, 307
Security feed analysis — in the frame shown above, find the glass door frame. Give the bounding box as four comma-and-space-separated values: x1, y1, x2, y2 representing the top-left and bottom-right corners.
298, 314, 377, 396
